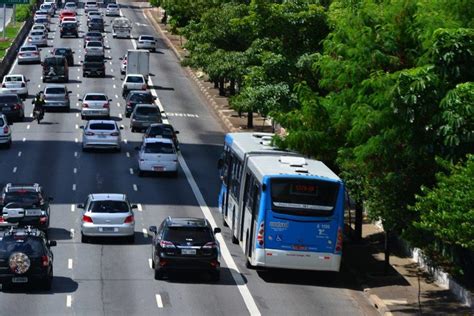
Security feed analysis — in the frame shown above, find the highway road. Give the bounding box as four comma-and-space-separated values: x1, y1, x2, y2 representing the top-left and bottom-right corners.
0, 2, 377, 315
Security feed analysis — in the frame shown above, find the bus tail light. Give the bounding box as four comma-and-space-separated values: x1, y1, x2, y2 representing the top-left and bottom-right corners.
335, 227, 343, 253
256, 222, 264, 247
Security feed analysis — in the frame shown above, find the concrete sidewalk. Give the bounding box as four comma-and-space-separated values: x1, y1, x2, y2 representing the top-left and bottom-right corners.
144, 5, 473, 315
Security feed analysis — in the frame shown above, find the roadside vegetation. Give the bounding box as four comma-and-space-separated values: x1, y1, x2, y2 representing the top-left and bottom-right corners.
0, 23, 22, 59
157, 0, 473, 285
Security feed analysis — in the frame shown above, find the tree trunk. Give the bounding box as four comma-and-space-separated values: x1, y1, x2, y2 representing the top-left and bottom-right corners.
384, 230, 391, 275
247, 111, 253, 128
219, 78, 225, 96
229, 79, 236, 95
214, 80, 219, 89
354, 201, 363, 242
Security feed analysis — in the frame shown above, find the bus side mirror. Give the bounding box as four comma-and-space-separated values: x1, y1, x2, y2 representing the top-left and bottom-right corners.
149, 226, 157, 234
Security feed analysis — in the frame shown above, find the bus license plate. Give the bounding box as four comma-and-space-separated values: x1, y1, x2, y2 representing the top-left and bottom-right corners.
12, 277, 28, 283
181, 249, 196, 255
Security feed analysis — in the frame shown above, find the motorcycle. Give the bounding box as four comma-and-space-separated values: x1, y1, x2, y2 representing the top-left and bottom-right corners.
33, 109, 44, 124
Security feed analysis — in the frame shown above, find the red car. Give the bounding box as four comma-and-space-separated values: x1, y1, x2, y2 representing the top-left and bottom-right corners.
60, 10, 76, 21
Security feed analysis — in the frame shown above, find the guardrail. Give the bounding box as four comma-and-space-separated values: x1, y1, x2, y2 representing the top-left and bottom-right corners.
0, 17, 33, 78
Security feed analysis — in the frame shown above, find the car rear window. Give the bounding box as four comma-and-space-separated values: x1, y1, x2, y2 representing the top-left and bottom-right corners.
3, 191, 42, 206
91, 18, 103, 23
88, 42, 102, 47
45, 87, 66, 94
141, 36, 154, 41
130, 93, 152, 103
89, 123, 115, 130
135, 107, 159, 115
89, 201, 129, 213
144, 142, 174, 154
85, 94, 107, 101
31, 31, 44, 36
87, 32, 101, 37
36, 18, 47, 23
164, 227, 212, 243
126, 76, 144, 83
44, 57, 64, 66
21, 46, 36, 52
55, 49, 68, 54
148, 126, 173, 138
5, 76, 22, 82
0, 237, 45, 257
0, 95, 20, 102
84, 55, 103, 62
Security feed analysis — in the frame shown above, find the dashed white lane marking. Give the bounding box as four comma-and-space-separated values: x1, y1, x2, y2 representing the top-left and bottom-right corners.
126, 152, 130, 158
37, 84, 41, 88
73, 168, 77, 174
110, 68, 114, 72
115, 94, 118, 99
137, 204, 143, 212
142, 228, 148, 238
74, 151, 78, 157
75, 138, 78, 143
26, 124, 30, 129
155, 294, 163, 308
70, 229, 75, 238
12, 167, 17, 173
77, 76, 80, 80
118, 113, 123, 118
123, 139, 128, 144
66, 295, 72, 307
117, 102, 120, 107
76, 93, 80, 97
76, 103, 79, 107
71, 204, 75, 212
148, 258, 152, 269
133, 184, 138, 191
22, 137, 26, 142
113, 84, 116, 89
76, 113, 79, 118
77, 68, 80, 72
112, 77, 115, 81
72, 184, 76, 191
75, 124, 79, 129
109, 61, 112, 65
18, 151, 22, 157
77, 84, 80, 88
68, 259, 73, 269
30, 113, 33, 118
129, 168, 133, 175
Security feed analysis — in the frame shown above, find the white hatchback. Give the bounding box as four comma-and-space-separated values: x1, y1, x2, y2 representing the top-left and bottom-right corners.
80, 93, 111, 119
136, 138, 178, 177
136, 35, 156, 52
81, 120, 122, 151
0, 114, 12, 148
1, 75, 29, 99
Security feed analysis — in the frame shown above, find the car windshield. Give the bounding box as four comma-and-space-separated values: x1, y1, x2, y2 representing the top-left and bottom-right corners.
144, 142, 174, 154
45, 88, 65, 94
55, 49, 68, 54
0, 237, 45, 257
44, 58, 64, 66
89, 123, 115, 130
91, 18, 102, 23
84, 55, 103, 62
0, 95, 19, 102
148, 126, 173, 138
135, 107, 159, 115
130, 93, 152, 103
5, 76, 22, 82
164, 227, 212, 244
4, 191, 42, 206
89, 200, 129, 213
126, 76, 144, 83
85, 94, 107, 101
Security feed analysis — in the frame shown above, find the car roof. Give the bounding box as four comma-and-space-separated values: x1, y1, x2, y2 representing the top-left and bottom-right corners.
149, 123, 173, 129
166, 217, 208, 228
88, 119, 116, 124
89, 193, 127, 201
84, 93, 107, 96
143, 137, 172, 144
126, 74, 144, 78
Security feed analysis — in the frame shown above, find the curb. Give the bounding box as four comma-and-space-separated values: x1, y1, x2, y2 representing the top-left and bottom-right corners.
144, 8, 238, 133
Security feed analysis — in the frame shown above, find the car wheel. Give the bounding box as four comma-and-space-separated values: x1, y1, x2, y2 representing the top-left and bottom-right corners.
43, 269, 53, 291
6, 140, 12, 149
151, 258, 155, 269
154, 268, 164, 280
210, 270, 220, 282
81, 233, 89, 243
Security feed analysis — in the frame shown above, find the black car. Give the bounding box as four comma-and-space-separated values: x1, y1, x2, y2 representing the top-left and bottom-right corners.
0, 227, 56, 290
149, 217, 221, 281
52, 47, 74, 66
143, 123, 180, 150
124, 90, 156, 117
82, 54, 106, 77
88, 17, 104, 32
60, 22, 78, 38
0, 94, 25, 122
42, 56, 69, 82
0, 183, 53, 233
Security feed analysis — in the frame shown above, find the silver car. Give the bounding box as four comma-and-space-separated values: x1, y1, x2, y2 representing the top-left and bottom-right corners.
43, 84, 71, 111
81, 120, 122, 151
85, 41, 104, 57
32, 23, 48, 34
79, 193, 136, 243
137, 35, 156, 52
18, 45, 41, 64
0, 114, 12, 148
106, 3, 120, 16
80, 93, 111, 119
28, 30, 48, 47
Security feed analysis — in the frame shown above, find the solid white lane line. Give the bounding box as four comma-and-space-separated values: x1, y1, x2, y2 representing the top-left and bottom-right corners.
71, 204, 75, 212
70, 229, 75, 238
126, 152, 130, 158
72, 184, 76, 191
148, 258, 152, 269
18, 151, 22, 157
142, 228, 147, 238
12, 167, 17, 173
129, 168, 133, 175
68, 259, 73, 269
155, 294, 163, 308
137, 204, 143, 212
27, 124, 30, 129
66, 295, 72, 307
133, 184, 138, 191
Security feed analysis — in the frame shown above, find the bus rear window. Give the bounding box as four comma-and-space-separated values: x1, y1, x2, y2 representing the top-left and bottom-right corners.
271, 178, 339, 216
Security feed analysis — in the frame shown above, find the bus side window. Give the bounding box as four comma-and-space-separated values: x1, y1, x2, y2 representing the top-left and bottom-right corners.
252, 185, 261, 218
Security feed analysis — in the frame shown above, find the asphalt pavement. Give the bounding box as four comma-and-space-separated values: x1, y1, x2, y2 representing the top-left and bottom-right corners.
0, 2, 377, 315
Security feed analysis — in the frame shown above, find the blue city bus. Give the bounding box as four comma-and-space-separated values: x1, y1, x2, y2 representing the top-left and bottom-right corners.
231, 155, 345, 271
217, 133, 299, 242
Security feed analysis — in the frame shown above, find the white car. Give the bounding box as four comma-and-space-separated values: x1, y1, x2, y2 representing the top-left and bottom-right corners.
64, 2, 77, 12
137, 35, 157, 52
81, 120, 122, 151
61, 17, 79, 25
105, 3, 120, 16
121, 74, 147, 97
0, 114, 12, 148
85, 3, 99, 13
27, 30, 48, 47
78, 193, 136, 243
1, 75, 29, 99
32, 23, 48, 34
87, 11, 102, 21
136, 138, 178, 177
79, 93, 111, 119
85, 41, 104, 57
43, 0, 56, 12
18, 45, 41, 64
34, 16, 50, 31
39, 3, 54, 16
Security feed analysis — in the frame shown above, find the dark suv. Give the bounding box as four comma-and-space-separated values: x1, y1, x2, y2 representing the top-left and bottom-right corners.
0, 183, 53, 233
124, 90, 156, 117
42, 56, 69, 82
149, 217, 221, 281
82, 54, 106, 77
143, 123, 180, 150
88, 17, 104, 32
52, 47, 74, 66
60, 22, 79, 38
0, 227, 56, 290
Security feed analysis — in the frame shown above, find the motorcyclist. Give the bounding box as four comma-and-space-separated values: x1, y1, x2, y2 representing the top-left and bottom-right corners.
33, 92, 45, 121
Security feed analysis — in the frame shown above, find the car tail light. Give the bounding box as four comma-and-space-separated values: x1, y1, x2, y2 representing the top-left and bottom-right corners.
85, 132, 95, 136
14, 104, 22, 110
335, 227, 343, 253
159, 240, 175, 248
210, 260, 219, 268
32, 51, 39, 55
103, 103, 109, 108
82, 215, 93, 223
0, 216, 4, 223
124, 60, 127, 65
110, 132, 119, 136
83, 103, 89, 108
202, 242, 218, 249
124, 215, 134, 223
39, 216, 48, 224
18, 53, 24, 56
41, 255, 50, 267
256, 222, 264, 247
126, 101, 131, 108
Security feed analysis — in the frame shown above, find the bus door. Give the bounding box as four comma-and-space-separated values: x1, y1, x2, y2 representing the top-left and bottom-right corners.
247, 183, 261, 259
239, 172, 252, 243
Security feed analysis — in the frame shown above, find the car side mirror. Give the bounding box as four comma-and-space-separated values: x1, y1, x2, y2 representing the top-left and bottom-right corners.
78, 98, 83, 101
26, 79, 30, 82
79, 125, 84, 129
213, 227, 221, 234
149, 226, 157, 234
48, 240, 57, 247
108, 99, 112, 101
131, 204, 138, 209
120, 78, 124, 81
119, 126, 124, 130
68, 91, 72, 93
119, 57, 123, 60
77, 204, 84, 208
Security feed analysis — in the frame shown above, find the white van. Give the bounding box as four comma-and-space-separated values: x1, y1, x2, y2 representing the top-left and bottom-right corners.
112, 17, 132, 38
